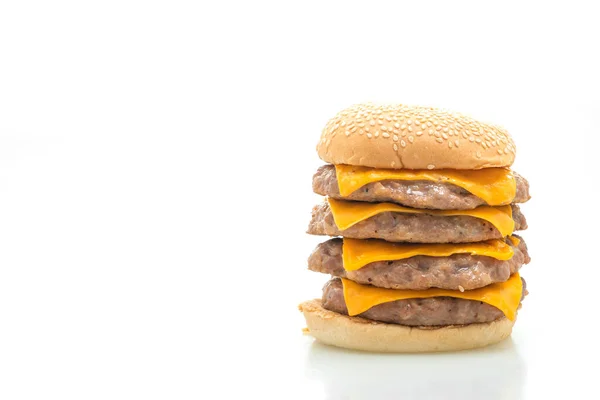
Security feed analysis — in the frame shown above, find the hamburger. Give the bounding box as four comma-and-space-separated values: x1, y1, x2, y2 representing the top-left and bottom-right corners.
299, 103, 531, 352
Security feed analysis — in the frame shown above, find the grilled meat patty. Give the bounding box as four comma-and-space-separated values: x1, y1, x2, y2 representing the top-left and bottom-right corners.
308, 236, 530, 290
307, 201, 527, 243
313, 164, 531, 210
322, 277, 527, 326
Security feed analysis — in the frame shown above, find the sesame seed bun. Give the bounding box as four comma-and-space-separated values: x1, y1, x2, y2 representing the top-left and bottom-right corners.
299, 299, 514, 353
317, 103, 516, 170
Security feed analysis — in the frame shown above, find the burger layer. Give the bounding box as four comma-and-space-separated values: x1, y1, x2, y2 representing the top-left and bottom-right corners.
299, 299, 515, 353
307, 202, 527, 243
322, 277, 527, 326
313, 164, 530, 210
308, 236, 530, 290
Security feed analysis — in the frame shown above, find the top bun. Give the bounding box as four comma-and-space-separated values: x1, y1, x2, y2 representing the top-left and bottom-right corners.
317, 103, 516, 170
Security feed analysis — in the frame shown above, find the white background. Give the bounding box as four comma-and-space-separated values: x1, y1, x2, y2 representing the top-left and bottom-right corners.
1, 1, 599, 399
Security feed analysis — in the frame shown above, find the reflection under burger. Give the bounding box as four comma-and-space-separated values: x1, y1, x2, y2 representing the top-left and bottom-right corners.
304, 339, 525, 400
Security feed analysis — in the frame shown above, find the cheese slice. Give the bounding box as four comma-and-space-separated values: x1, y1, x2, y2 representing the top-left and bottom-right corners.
328, 197, 514, 237
342, 238, 514, 271
335, 164, 516, 206
508, 236, 521, 246
342, 273, 522, 320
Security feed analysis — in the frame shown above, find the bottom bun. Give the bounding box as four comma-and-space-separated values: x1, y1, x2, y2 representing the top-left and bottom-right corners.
299, 299, 514, 353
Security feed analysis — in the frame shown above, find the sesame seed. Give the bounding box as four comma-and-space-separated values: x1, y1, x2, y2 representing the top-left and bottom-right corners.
497, 149, 503, 155
443, 127, 449, 132
442, 133, 448, 139
475, 138, 481, 143
382, 132, 390, 138
394, 123, 400, 128
469, 136, 475, 142
365, 127, 370, 132
341, 121, 346, 127
381, 126, 388, 131
454, 140, 459, 147
408, 126, 413, 132
377, 120, 384, 125
462, 132, 468, 139
427, 164, 435, 170
374, 131, 380, 138
421, 124, 426, 130
407, 119, 412, 125
367, 133, 372, 138
416, 131, 423, 136
436, 125, 442, 131
428, 129, 434, 135
369, 120, 375, 126
458, 285, 465, 292
400, 140, 406, 147
448, 141, 453, 148
350, 126, 357, 132
436, 138, 443, 143
393, 135, 399, 142
504, 148, 509, 154
393, 143, 398, 151
345, 130, 350, 136
476, 151, 481, 158
391, 161, 396, 167
401, 124, 407, 130
408, 135, 414, 143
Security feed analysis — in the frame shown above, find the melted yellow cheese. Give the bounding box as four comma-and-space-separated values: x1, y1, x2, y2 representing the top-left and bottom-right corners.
508, 236, 520, 246
342, 273, 522, 320
328, 197, 514, 237
342, 238, 514, 271
335, 164, 516, 206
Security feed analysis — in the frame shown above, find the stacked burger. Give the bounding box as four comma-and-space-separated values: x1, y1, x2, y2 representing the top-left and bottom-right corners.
299, 103, 531, 352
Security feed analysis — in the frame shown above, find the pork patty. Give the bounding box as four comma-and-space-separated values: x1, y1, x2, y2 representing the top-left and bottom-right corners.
308, 236, 530, 290
313, 164, 531, 210
307, 201, 527, 243
322, 277, 527, 326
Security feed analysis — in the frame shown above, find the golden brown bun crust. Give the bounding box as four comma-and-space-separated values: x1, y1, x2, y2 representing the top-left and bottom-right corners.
299, 299, 514, 353
317, 103, 516, 170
